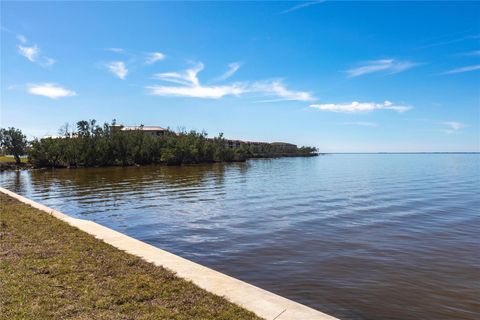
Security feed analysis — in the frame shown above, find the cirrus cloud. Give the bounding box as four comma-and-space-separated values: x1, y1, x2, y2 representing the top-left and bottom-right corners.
148, 62, 313, 101
442, 121, 466, 134
27, 83, 77, 99
343, 121, 378, 127
346, 59, 417, 77
106, 47, 124, 53
309, 100, 411, 113
107, 61, 128, 79
15, 35, 56, 68
146, 52, 166, 64
149, 62, 246, 98
17, 44, 39, 62
250, 80, 314, 101
17, 34, 27, 44
279, 0, 326, 14
148, 83, 247, 99
441, 64, 480, 75
215, 62, 241, 81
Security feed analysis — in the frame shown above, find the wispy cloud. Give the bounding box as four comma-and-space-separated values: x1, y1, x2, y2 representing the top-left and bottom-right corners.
343, 121, 378, 127
346, 59, 417, 77
419, 34, 480, 49
442, 121, 466, 134
40, 57, 56, 68
17, 44, 39, 62
251, 80, 314, 101
279, 0, 326, 14
145, 52, 166, 64
459, 50, 480, 57
14, 34, 55, 68
1, 27, 28, 44
153, 62, 204, 86
441, 64, 480, 75
107, 61, 128, 79
148, 83, 247, 99
149, 62, 313, 101
107, 48, 124, 53
215, 62, 241, 81
309, 100, 411, 113
17, 34, 27, 43
27, 83, 77, 99
150, 62, 246, 99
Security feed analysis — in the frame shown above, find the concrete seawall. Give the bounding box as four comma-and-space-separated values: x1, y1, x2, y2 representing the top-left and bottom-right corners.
0, 187, 337, 320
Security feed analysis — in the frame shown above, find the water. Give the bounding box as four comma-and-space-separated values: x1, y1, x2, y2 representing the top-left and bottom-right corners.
1, 154, 479, 319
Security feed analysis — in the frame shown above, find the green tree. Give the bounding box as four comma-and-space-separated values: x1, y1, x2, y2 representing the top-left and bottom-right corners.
0, 127, 28, 164
27, 119, 319, 168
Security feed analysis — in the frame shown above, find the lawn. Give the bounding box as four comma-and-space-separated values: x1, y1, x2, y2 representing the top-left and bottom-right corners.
0, 193, 261, 320
0, 155, 28, 163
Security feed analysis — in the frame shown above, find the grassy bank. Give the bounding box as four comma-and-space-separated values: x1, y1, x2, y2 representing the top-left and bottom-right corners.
0, 193, 261, 320
0, 156, 27, 163
0, 156, 29, 171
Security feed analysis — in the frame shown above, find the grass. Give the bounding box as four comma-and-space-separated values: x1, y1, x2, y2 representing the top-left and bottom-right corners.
0, 193, 261, 320
0, 155, 27, 163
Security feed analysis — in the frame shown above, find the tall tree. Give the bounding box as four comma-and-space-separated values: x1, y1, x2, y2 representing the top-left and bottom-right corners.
0, 127, 28, 164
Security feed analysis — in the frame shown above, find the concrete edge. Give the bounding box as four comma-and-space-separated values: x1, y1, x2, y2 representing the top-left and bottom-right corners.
0, 187, 337, 320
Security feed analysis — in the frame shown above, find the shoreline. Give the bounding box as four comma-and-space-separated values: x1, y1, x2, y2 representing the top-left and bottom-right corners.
0, 153, 320, 172
0, 187, 336, 320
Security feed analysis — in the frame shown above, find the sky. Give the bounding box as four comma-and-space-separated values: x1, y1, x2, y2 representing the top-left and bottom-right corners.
1, 1, 479, 152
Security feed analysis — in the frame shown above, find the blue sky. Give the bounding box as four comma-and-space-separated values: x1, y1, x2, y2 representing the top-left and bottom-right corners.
1, 1, 479, 152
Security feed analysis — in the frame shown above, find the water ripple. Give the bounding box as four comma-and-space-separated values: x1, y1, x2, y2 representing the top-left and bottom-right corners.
1, 154, 479, 319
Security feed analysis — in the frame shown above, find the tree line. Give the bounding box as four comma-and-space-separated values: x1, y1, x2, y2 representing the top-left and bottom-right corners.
0, 120, 318, 167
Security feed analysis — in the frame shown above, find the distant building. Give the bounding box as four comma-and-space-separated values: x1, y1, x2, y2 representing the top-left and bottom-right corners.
109, 125, 297, 150
270, 142, 297, 153
41, 135, 61, 140
224, 139, 242, 149
110, 125, 168, 137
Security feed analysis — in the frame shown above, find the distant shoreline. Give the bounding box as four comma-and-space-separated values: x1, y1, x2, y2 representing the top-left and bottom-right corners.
0, 153, 320, 172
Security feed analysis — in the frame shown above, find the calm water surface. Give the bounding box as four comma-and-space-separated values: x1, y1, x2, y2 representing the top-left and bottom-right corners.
1, 154, 479, 319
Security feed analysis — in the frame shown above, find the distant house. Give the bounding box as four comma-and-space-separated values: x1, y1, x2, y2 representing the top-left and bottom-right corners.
110, 125, 168, 137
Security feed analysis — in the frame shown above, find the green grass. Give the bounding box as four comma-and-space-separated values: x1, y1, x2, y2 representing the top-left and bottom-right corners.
0, 156, 27, 163
0, 193, 261, 320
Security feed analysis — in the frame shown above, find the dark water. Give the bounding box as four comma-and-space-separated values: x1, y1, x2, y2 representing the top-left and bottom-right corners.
1, 154, 479, 319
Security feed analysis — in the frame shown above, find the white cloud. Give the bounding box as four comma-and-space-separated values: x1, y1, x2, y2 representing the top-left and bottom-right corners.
107, 61, 128, 79
40, 57, 56, 68
309, 100, 411, 113
442, 121, 466, 134
153, 62, 204, 86
146, 52, 166, 64
148, 83, 247, 99
346, 59, 417, 77
149, 63, 246, 98
251, 80, 314, 101
107, 48, 124, 53
16, 37, 55, 68
279, 0, 326, 14
27, 83, 77, 99
460, 50, 480, 57
215, 62, 241, 81
441, 64, 480, 75
343, 121, 378, 127
419, 34, 480, 49
17, 44, 39, 62
17, 34, 27, 43
149, 62, 313, 101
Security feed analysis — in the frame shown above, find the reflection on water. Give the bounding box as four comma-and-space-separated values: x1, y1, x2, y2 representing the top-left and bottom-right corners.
2, 154, 479, 319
